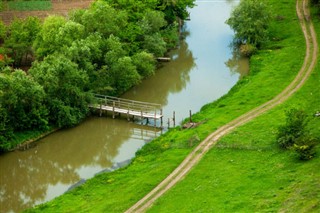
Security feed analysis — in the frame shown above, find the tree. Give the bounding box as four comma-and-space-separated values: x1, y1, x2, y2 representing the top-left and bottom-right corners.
73, 0, 128, 38
104, 35, 127, 66
143, 33, 167, 57
158, 0, 195, 24
4, 17, 41, 67
0, 69, 48, 150
29, 54, 92, 127
33, 15, 66, 59
110, 56, 141, 95
226, 0, 271, 47
139, 10, 167, 34
132, 51, 156, 77
33, 16, 85, 59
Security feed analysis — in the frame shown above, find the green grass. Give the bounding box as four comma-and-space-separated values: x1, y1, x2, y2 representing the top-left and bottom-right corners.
26, 0, 320, 212
7, 1, 52, 11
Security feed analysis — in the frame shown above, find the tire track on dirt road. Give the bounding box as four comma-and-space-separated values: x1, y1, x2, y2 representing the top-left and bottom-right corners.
126, 0, 318, 212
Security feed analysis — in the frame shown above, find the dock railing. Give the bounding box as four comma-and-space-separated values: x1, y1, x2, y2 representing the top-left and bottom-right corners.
91, 94, 163, 127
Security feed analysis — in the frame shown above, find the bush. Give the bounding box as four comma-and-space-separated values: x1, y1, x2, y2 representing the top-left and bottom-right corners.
294, 136, 318, 160
276, 108, 318, 160
277, 109, 308, 149
239, 43, 257, 57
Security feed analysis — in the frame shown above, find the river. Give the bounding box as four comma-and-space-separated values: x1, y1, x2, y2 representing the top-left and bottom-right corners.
0, 1, 247, 212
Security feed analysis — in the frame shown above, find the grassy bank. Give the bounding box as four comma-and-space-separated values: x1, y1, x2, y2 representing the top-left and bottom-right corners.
27, 0, 319, 212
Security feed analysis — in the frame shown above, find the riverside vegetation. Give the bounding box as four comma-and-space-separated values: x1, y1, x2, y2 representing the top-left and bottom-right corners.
25, 0, 320, 212
0, 0, 195, 151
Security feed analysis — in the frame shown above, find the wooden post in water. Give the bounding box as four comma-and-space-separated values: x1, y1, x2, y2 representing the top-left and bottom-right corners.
167, 118, 170, 128
160, 109, 163, 127
173, 111, 176, 127
141, 110, 143, 125
127, 108, 130, 121
189, 110, 192, 123
112, 101, 115, 119
99, 102, 102, 117
154, 109, 156, 127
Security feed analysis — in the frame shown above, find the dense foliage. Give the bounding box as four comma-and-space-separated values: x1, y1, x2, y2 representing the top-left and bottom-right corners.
226, 0, 271, 50
0, 0, 195, 151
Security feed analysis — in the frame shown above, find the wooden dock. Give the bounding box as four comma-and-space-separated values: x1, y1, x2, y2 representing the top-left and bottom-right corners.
90, 94, 163, 127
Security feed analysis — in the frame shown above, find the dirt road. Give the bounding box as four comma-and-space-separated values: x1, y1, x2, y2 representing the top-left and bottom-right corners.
125, 0, 318, 212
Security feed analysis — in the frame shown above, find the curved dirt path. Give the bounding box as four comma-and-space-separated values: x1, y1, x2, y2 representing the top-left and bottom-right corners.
126, 0, 318, 212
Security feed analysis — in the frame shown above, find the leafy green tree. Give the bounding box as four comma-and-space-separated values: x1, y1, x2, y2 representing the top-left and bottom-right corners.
158, 0, 195, 24
34, 17, 85, 59
104, 35, 127, 66
0, 69, 48, 150
33, 15, 66, 59
74, 0, 128, 38
143, 33, 167, 57
161, 23, 179, 49
110, 56, 141, 95
140, 10, 167, 34
132, 51, 156, 77
29, 54, 92, 127
226, 0, 271, 47
4, 17, 41, 66
63, 33, 104, 71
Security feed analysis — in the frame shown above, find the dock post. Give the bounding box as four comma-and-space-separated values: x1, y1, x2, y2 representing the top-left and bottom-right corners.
154, 109, 156, 127
99, 103, 102, 117
173, 111, 176, 127
160, 109, 163, 127
189, 110, 192, 122
127, 108, 130, 121
167, 118, 170, 128
112, 101, 115, 119
141, 110, 143, 125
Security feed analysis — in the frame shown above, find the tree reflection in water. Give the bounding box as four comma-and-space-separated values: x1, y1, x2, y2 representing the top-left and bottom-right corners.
225, 48, 250, 78
122, 40, 195, 106
0, 118, 160, 213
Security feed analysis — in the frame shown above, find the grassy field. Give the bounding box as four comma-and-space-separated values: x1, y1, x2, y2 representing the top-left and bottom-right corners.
4, 1, 52, 11
26, 0, 320, 212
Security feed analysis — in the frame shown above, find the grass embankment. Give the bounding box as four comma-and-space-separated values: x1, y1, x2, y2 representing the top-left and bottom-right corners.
27, 0, 320, 212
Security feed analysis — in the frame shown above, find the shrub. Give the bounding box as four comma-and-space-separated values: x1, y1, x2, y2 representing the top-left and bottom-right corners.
277, 109, 308, 149
276, 108, 318, 160
294, 135, 318, 160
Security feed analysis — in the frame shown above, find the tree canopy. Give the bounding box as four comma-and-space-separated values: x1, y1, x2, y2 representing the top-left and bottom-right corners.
226, 0, 271, 47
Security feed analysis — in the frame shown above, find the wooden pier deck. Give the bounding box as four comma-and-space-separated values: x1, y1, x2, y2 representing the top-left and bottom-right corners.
90, 94, 163, 127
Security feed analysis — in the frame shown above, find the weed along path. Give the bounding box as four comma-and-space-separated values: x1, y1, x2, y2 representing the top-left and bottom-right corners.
125, 0, 319, 212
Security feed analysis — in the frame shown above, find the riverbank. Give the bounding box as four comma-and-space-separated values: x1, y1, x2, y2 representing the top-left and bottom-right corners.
26, 0, 320, 212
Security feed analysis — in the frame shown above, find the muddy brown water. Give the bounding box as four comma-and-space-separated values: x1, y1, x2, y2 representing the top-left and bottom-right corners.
0, 1, 247, 212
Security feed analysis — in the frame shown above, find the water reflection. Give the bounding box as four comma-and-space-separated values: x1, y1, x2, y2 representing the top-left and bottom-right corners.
122, 40, 195, 106
225, 49, 249, 78
0, 117, 160, 213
